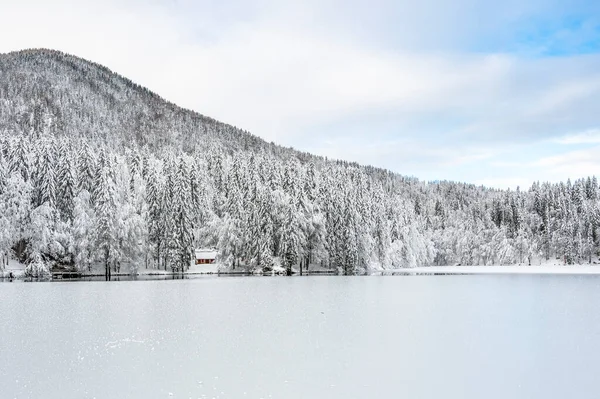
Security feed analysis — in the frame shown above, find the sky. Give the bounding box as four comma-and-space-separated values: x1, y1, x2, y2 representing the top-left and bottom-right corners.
1, 0, 600, 189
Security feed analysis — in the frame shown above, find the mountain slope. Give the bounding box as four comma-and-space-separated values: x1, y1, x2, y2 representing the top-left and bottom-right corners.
0, 48, 273, 153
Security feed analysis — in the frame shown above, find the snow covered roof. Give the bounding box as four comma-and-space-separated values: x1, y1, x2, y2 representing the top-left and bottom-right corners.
195, 249, 217, 260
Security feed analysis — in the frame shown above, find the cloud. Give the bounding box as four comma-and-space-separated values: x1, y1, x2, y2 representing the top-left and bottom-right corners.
554, 129, 600, 144
500, 146, 600, 186
534, 146, 600, 171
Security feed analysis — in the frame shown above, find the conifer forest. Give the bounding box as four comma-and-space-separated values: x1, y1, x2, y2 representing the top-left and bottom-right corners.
1, 49, 598, 277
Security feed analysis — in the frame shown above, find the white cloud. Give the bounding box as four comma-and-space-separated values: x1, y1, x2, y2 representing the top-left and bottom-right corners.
529, 77, 600, 117
554, 129, 600, 144
533, 146, 600, 179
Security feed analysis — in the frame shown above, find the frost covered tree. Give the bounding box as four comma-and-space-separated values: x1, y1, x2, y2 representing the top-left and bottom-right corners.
27, 203, 58, 265
94, 159, 117, 278
279, 203, 302, 275
111, 157, 145, 273
0, 173, 33, 262
56, 140, 76, 221
72, 190, 96, 271
170, 158, 194, 272
32, 137, 56, 208
77, 142, 96, 198
146, 159, 166, 269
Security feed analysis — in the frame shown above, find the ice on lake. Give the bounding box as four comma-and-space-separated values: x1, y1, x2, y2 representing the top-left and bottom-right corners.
2, 275, 600, 398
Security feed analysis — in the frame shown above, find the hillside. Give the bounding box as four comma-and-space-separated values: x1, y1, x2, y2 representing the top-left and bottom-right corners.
0, 49, 278, 154
0, 49, 598, 277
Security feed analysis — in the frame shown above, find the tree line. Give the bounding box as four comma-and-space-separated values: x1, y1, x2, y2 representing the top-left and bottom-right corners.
0, 134, 598, 277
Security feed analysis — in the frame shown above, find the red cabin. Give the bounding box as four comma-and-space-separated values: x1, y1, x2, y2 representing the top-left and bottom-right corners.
195, 249, 217, 265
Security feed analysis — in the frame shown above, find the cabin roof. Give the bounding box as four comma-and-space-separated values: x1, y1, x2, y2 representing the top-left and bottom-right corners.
195, 249, 217, 260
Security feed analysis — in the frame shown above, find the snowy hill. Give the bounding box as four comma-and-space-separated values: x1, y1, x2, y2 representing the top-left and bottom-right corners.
0, 49, 283, 154
0, 48, 598, 278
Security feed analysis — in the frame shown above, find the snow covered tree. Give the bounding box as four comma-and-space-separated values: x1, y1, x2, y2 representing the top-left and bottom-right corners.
0, 173, 32, 262
77, 141, 96, 198
56, 140, 76, 221
27, 203, 58, 264
169, 158, 194, 272
279, 203, 302, 275
94, 160, 117, 278
110, 157, 145, 274
72, 190, 96, 271
32, 138, 56, 208
146, 159, 166, 269
25, 253, 51, 278
8, 137, 32, 182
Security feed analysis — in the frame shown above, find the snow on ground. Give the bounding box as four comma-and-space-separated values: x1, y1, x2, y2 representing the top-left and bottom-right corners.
386, 256, 600, 275
1, 259, 224, 278
67, 261, 223, 276
385, 265, 600, 275
91, 262, 223, 276
183, 262, 220, 274
1, 259, 26, 278
5, 256, 600, 278
291, 263, 336, 273
6, 259, 25, 270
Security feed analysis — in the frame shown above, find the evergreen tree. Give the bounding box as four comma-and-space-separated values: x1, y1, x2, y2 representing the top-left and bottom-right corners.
72, 190, 96, 271
94, 161, 116, 278
32, 137, 56, 208
146, 159, 165, 269
170, 158, 193, 272
56, 140, 76, 221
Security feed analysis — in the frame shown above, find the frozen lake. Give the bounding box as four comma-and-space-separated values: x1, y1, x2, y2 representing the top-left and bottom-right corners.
2, 275, 600, 399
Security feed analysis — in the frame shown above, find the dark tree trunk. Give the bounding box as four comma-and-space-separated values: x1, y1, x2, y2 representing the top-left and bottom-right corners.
104, 248, 110, 281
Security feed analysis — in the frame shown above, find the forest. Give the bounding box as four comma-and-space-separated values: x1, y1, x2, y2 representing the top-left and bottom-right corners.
0, 49, 598, 277
0, 133, 598, 277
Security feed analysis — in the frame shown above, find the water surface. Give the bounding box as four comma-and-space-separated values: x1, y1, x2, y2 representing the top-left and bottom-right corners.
1, 275, 599, 398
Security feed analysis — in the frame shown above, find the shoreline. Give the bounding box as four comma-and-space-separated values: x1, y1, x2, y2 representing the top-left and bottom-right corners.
383, 265, 600, 275
0, 269, 338, 280
4, 265, 600, 280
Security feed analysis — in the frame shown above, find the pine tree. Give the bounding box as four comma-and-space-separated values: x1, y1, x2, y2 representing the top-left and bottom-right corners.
56, 140, 76, 221
280, 205, 301, 275
0, 173, 33, 262
170, 158, 193, 272
72, 190, 96, 271
0, 153, 7, 196
0, 157, 12, 268
77, 141, 96, 197
32, 137, 56, 208
9, 136, 32, 182
94, 162, 116, 278
162, 156, 177, 270
146, 160, 165, 269
27, 202, 57, 264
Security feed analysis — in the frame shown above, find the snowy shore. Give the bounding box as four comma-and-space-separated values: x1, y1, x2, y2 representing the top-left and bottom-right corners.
384, 265, 600, 275
5, 263, 600, 280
